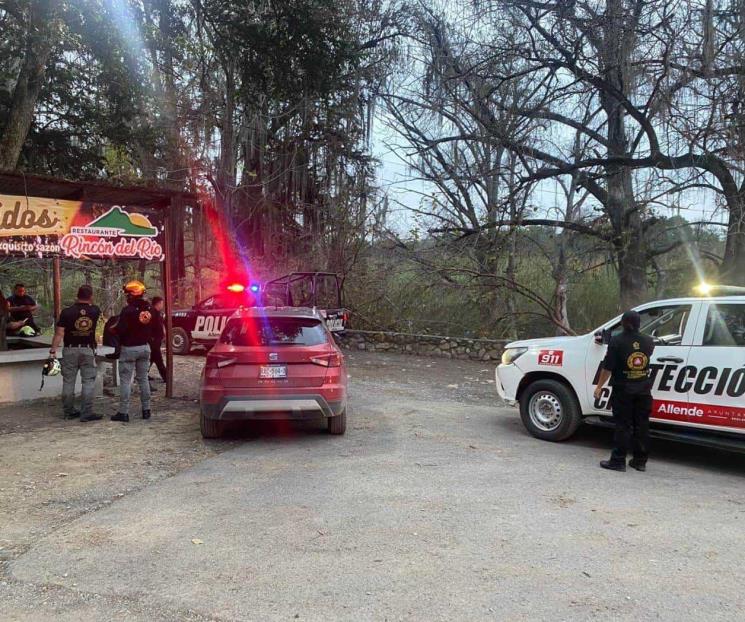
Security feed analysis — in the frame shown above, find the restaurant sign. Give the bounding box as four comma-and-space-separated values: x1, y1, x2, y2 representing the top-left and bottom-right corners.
0, 194, 164, 261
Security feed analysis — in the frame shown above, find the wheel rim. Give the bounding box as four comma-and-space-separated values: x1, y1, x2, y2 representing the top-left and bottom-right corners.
172, 334, 184, 351
528, 391, 564, 432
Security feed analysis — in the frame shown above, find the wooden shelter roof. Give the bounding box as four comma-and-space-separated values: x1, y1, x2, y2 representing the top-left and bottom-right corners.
0, 170, 199, 207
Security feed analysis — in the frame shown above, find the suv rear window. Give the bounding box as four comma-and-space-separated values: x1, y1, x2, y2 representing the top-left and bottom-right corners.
220, 317, 327, 347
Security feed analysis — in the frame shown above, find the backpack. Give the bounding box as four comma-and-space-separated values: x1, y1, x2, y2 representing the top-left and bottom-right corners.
102, 315, 120, 348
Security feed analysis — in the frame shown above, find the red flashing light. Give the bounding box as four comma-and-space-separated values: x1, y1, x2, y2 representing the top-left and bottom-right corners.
227, 283, 245, 293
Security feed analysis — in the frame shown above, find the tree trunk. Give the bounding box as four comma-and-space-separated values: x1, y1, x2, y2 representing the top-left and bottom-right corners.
601, 0, 648, 309
721, 195, 745, 285
551, 242, 571, 335
216, 60, 236, 221
193, 205, 203, 303
504, 225, 518, 340
502, 154, 519, 339
613, 209, 649, 309
0, 1, 58, 170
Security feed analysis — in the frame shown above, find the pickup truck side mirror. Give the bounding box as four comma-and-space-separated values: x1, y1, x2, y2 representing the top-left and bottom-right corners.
594, 329, 610, 345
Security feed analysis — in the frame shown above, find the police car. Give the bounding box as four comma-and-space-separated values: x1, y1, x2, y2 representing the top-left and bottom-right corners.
496, 286, 745, 446
170, 272, 347, 355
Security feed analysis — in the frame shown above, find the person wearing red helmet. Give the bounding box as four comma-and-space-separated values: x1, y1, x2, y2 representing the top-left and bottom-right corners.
112, 280, 154, 422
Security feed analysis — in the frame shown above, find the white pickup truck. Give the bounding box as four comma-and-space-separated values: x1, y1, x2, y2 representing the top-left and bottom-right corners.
496, 293, 745, 446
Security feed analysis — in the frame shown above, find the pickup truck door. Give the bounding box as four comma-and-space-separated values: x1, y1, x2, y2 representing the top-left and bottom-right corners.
586, 302, 700, 415
315, 274, 346, 332
191, 294, 236, 341
678, 301, 745, 433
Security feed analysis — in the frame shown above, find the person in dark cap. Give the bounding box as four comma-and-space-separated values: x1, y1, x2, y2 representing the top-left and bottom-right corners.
49, 285, 101, 421
593, 310, 655, 472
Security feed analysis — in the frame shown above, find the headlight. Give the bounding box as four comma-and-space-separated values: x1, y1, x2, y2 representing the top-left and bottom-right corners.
501, 347, 527, 365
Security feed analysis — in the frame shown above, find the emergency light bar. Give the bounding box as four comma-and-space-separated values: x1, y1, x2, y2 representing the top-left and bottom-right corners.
693, 282, 745, 296
227, 283, 245, 293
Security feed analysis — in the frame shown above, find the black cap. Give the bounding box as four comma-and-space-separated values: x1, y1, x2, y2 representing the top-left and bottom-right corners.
621, 310, 641, 331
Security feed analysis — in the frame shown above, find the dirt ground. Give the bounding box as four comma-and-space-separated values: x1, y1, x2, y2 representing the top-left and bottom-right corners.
0, 355, 240, 564
2, 352, 744, 621
0, 352, 493, 567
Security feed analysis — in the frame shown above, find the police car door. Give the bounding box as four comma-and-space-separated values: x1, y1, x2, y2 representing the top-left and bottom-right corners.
680, 300, 745, 434
192, 294, 234, 342
588, 302, 700, 414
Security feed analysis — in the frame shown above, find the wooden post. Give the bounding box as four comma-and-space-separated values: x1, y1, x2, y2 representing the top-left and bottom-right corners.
52, 256, 62, 319
163, 199, 176, 399
0, 292, 7, 351
193, 203, 203, 303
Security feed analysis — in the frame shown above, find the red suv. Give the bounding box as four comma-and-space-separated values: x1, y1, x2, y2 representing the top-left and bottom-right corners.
199, 307, 348, 438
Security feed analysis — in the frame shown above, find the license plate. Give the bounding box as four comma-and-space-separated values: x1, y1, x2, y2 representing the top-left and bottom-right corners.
326, 317, 344, 332
259, 365, 287, 379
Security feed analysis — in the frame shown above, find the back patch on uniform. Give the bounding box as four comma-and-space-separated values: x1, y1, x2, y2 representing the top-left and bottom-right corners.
626, 351, 649, 379
74, 316, 93, 333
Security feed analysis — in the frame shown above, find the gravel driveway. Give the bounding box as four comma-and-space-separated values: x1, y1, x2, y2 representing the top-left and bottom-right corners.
1, 351, 744, 621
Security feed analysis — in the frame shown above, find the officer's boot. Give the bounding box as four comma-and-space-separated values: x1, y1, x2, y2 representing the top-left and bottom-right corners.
111, 412, 129, 422
142, 409, 151, 420
599, 458, 626, 472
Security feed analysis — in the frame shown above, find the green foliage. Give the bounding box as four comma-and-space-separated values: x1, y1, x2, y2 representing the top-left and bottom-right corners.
344, 219, 727, 340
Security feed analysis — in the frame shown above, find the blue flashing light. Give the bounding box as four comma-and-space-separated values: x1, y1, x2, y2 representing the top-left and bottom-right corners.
249, 283, 260, 293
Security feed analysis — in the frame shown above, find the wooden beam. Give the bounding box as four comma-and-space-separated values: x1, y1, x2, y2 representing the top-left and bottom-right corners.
163, 198, 176, 399
52, 257, 62, 319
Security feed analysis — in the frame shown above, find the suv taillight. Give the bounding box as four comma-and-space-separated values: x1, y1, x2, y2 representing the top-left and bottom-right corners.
205, 354, 237, 369
310, 352, 342, 367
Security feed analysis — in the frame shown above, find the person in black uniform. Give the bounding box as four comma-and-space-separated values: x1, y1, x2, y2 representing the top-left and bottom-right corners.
594, 310, 655, 472
148, 296, 167, 385
1, 291, 28, 336
112, 281, 153, 422
49, 285, 101, 421
7, 283, 40, 334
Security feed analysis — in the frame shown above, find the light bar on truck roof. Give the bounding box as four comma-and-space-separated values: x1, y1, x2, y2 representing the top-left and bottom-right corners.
693, 282, 745, 296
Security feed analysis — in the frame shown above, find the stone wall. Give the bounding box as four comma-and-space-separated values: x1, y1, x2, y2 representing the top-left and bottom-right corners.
334, 330, 508, 362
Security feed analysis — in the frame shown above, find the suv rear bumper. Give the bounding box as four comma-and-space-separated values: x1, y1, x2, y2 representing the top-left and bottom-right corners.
201, 394, 345, 421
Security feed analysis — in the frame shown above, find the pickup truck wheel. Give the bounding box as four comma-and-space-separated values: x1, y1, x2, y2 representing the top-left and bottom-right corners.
328, 410, 347, 435
200, 411, 224, 439
519, 379, 582, 442
171, 327, 191, 355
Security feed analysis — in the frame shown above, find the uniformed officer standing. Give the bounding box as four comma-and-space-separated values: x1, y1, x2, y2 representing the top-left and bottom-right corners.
148, 296, 167, 385
594, 310, 655, 472
112, 281, 153, 422
49, 285, 101, 421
